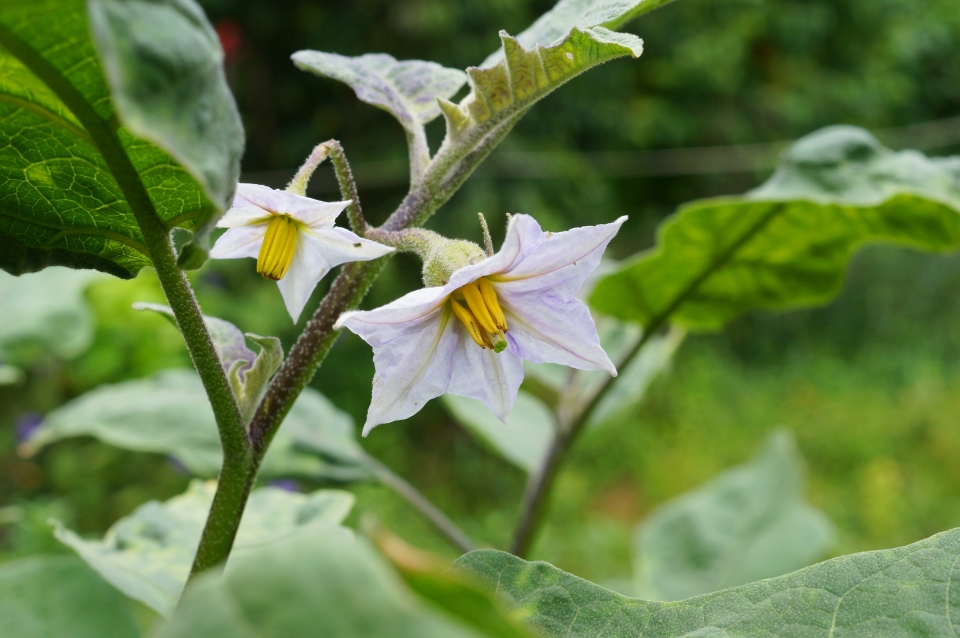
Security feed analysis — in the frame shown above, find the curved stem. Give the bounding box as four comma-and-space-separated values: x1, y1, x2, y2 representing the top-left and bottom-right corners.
361, 452, 477, 554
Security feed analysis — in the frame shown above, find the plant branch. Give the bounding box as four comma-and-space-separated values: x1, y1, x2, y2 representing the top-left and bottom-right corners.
509, 204, 788, 557
360, 452, 478, 553
287, 140, 367, 234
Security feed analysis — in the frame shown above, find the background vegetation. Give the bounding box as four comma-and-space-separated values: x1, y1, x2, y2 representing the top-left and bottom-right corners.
2, 0, 960, 588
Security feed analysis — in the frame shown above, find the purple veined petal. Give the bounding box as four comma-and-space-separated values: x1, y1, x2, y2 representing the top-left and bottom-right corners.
362, 306, 460, 434
216, 205, 273, 228
235, 184, 350, 226
447, 336, 525, 420
275, 232, 334, 323
210, 224, 267, 260
498, 286, 617, 376
493, 215, 627, 296
307, 226, 395, 266
335, 286, 454, 345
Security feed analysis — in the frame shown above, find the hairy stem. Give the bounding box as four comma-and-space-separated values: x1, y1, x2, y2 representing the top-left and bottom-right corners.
361, 452, 477, 553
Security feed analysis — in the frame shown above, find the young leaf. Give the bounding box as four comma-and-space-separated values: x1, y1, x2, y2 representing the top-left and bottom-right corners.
481, 0, 669, 68
0, 556, 140, 638
157, 530, 486, 637
438, 28, 642, 144
54, 481, 354, 617
0, 267, 104, 359
591, 126, 960, 330
22, 369, 368, 482
455, 525, 960, 637
0, 0, 242, 276
633, 430, 833, 601
443, 391, 555, 474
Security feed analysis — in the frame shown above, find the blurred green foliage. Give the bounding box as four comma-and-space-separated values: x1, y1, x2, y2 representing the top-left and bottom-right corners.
3, 0, 960, 595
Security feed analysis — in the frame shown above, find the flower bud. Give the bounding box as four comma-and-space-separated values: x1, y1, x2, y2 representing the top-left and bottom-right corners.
421, 239, 485, 287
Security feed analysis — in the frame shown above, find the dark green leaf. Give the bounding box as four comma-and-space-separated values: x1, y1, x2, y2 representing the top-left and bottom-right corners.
54, 481, 354, 616
0, 555, 140, 638
0, 0, 242, 276
591, 127, 960, 330
633, 430, 833, 601
456, 525, 960, 637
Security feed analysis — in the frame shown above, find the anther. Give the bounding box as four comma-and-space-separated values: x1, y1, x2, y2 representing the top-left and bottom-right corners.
451, 301, 489, 349
257, 215, 298, 280
461, 282, 499, 335
477, 278, 507, 332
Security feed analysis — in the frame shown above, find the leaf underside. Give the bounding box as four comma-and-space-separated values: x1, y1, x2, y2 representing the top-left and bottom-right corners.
591, 126, 960, 330
0, 0, 242, 277
455, 525, 960, 638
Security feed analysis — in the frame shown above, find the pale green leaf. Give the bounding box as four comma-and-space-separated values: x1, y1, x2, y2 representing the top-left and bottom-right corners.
0, 556, 140, 638
0, 0, 242, 276
157, 530, 485, 637
292, 52, 466, 133
455, 526, 960, 637
591, 126, 960, 330
443, 391, 555, 474
23, 369, 368, 481
633, 430, 833, 601
481, 0, 670, 68
439, 27, 642, 144
0, 267, 103, 359
54, 480, 354, 617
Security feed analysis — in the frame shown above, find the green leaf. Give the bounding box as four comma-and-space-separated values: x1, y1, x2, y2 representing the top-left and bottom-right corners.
54, 480, 354, 617
157, 529, 486, 637
0, 555, 140, 638
132, 303, 284, 421
591, 126, 960, 330
0, 0, 243, 276
633, 430, 833, 601
0, 363, 24, 385
23, 369, 368, 481
481, 0, 670, 68
443, 391, 555, 474
0, 267, 103, 359
455, 525, 960, 637
438, 27, 642, 144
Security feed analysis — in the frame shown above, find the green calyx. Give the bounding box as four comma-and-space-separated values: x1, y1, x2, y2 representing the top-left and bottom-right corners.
422, 239, 486, 287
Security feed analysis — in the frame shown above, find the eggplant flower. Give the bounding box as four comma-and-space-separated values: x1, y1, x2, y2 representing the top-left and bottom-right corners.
210, 184, 394, 322
336, 214, 626, 435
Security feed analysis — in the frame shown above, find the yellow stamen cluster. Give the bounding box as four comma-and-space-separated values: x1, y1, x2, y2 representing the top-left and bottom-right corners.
257, 215, 298, 281
451, 278, 508, 352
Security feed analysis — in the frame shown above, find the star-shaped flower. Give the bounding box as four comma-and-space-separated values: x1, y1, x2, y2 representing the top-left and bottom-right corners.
210, 184, 394, 322
336, 214, 626, 435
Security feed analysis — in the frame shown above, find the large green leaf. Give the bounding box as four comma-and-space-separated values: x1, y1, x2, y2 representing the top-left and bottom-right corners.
632, 430, 833, 601
54, 480, 354, 617
481, 0, 670, 68
157, 529, 487, 637
455, 526, 960, 637
0, 0, 242, 276
591, 126, 960, 330
443, 391, 555, 474
22, 369, 368, 481
0, 556, 140, 638
0, 267, 103, 359
438, 28, 642, 146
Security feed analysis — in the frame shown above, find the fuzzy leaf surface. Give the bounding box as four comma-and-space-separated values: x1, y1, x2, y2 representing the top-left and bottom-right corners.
633, 430, 833, 601
23, 369, 367, 481
54, 481, 354, 616
0, 556, 140, 638
455, 526, 960, 637
0, 0, 242, 276
591, 127, 960, 330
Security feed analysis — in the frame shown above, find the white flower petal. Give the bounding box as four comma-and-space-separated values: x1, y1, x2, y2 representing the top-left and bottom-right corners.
361, 307, 460, 434
276, 232, 333, 323
498, 286, 617, 375
209, 225, 267, 260
216, 205, 273, 228
447, 338, 524, 420
308, 227, 395, 266
495, 214, 627, 295
235, 184, 349, 227
335, 286, 452, 344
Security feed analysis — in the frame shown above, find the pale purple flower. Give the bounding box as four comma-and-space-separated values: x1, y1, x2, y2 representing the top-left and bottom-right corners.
210, 184, 394, 322
336, 214, 625, 435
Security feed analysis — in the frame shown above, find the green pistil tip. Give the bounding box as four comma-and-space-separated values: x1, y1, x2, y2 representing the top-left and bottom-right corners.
494, 340, 507, 353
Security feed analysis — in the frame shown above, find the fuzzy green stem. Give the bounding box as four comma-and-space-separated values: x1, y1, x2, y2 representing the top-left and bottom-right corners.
287, 140, 367, 234
365, 227, 443, 261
